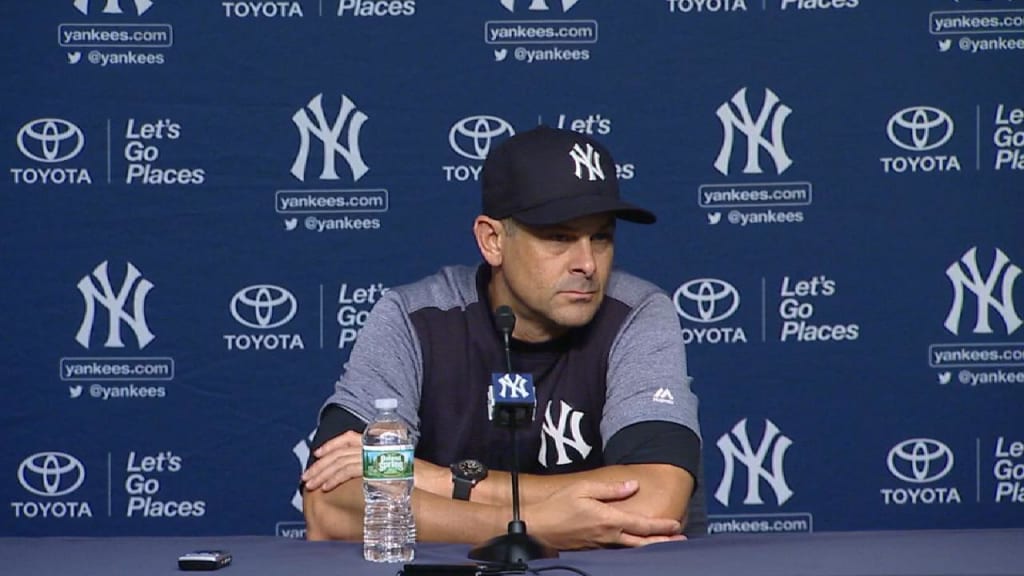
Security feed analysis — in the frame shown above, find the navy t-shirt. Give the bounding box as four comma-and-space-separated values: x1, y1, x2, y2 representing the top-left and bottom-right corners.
312, 264, 704, 529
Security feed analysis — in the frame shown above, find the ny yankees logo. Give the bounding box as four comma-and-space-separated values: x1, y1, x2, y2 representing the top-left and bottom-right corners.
715, 87, 793, 176
945, 247, 1022, 335
74, 0, 154, 15
715, 418, 793, 506
569, 142, 605, 181
76, 261, 155, 349
497, 373, 530, 399
538, 400, 592, 467
291, 431, 316, 512
291, 93, 369, 182
500, 0, 580, 12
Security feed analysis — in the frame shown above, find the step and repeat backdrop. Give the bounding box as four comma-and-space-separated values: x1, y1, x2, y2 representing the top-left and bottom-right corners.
2, 1, 1022, 538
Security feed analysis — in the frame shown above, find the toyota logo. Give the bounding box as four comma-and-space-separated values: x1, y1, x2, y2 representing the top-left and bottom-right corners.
673, 279, 740, 323
449, 116, 514, 161
886, 106, 954, 152
17, 118, 85, 163
887, 438, 954, 484
18, 452, 86, 497
230, 285, 297, 329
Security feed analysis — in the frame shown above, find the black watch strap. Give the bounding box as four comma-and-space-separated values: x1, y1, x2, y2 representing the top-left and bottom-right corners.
452, 476, 474, 501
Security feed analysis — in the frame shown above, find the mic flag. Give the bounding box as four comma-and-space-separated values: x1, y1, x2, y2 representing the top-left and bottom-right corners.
487, 372, 536, 422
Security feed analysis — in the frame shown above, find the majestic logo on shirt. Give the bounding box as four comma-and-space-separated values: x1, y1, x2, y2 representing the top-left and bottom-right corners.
652, 388, 675, 405
538, 400, 592, 467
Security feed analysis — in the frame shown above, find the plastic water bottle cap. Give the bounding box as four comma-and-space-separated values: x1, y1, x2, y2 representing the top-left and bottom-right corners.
374, 398, 398, 410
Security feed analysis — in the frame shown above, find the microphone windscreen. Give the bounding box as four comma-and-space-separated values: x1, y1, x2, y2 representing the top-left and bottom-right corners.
495, 305, 516, 334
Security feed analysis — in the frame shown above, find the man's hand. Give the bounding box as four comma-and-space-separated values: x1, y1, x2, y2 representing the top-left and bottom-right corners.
302, 431, 450, 496
301, 431, 363, 492
524, 480, 686, 550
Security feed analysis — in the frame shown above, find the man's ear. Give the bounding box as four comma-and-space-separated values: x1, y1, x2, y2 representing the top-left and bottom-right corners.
473, 216, 504, 267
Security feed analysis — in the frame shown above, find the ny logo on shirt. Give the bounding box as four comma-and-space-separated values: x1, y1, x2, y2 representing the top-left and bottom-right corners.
538, 400, 592, 467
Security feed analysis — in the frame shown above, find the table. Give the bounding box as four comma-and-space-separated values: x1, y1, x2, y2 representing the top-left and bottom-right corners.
3, 529, 1022, 576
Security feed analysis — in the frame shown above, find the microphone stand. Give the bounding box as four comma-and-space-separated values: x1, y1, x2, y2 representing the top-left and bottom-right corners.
468, 404, 557, 566
469, 310, 558, 565
504, 331, 524, 531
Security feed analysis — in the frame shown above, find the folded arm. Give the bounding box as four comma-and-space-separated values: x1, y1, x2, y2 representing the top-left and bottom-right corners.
302, 432, 689, 549
304, 472, 685, 549
425, 418, 700, 523
304, 480, 508, 544
418, 460, 693, 522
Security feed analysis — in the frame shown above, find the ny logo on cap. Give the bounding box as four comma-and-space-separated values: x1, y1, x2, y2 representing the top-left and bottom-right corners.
569, 142, 605, 182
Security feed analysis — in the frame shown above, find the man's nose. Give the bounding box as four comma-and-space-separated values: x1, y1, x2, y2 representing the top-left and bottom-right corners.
569, 239, 597, 277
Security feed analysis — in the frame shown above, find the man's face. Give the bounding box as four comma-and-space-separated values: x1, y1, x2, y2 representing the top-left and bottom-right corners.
492, 213, 616, 342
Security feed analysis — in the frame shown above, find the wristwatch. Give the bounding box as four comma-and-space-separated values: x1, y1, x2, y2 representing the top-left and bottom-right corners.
450, 459, 488, 501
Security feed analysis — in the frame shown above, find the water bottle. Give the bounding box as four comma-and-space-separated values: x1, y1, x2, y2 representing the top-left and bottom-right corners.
362, 398, 416, 562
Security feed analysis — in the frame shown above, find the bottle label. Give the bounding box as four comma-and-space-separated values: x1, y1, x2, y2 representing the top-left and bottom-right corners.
363, 445, 414, 481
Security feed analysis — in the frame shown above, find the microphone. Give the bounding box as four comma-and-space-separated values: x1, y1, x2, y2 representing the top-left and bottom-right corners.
487, 306, 536, 426
495, 305, 516, 375
470, 307, 557, 565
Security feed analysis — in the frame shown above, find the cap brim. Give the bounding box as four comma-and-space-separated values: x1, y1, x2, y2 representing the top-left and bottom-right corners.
509, 194, 656, 226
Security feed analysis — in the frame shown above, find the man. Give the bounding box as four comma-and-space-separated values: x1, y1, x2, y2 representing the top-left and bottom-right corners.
302, 126, 702, 550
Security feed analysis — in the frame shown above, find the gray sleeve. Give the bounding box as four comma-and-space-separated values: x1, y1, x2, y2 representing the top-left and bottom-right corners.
601, 290, 700, 448
319, 290, 423, 441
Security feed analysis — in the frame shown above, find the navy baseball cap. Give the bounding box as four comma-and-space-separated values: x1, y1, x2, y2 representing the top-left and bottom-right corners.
481, 126, 656, 226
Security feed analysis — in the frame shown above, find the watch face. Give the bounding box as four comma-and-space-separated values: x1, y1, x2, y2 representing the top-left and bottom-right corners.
454, 459, 487, 481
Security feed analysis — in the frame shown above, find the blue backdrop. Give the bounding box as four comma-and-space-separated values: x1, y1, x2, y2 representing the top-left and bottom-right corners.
2, 0, 1023, 538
